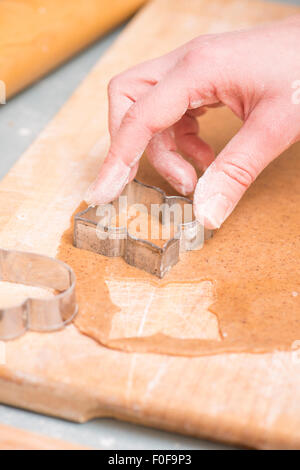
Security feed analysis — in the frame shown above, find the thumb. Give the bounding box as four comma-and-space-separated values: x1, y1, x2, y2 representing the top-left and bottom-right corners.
194, 101, 293, 229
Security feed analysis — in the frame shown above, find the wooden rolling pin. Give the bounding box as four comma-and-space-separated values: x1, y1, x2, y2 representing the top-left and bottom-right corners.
0, 0, 147, 99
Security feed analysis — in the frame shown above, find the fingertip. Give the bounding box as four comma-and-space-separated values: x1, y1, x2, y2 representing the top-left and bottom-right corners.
147, 132, 198, 196
166, 171, 197, 196
194, 173, 234, 229
128, 162, 139, 183
84, 159, 131, 206
178, 135, 215, 172
154, 150, 198, 196
84, 181, 97, 207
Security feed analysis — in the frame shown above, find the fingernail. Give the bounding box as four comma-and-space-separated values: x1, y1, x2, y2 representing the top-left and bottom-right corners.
194, 193, 233, 229
85, 161, 131, 206
190, 99, 203, 109
166, 176, 195, 196
129, 150, 144, 168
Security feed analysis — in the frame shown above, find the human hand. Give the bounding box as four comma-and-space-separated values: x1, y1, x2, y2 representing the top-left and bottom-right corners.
86, 16, 300, 229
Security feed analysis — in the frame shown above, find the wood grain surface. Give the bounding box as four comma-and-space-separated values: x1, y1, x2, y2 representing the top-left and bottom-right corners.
0, 423, 89, 450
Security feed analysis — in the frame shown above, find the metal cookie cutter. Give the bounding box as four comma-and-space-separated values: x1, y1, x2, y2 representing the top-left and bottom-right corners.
74, 180, 213, 278
0, 249, 77, 341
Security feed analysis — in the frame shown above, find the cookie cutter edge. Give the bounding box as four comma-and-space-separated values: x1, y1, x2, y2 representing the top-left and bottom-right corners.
74, 179, 213, 278
0, 249, 78, 341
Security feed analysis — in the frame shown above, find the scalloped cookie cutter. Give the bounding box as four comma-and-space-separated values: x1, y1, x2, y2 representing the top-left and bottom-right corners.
0, 249, 77, 341
74, 180, 213, 278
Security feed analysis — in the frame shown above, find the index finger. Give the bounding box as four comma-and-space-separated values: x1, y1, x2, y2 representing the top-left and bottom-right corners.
86, 62, 192, 205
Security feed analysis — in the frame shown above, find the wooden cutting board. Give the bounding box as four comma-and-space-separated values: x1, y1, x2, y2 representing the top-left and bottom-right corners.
0, 424, 89, 450
0, 0, 300, 450
0, 423, 89, 450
